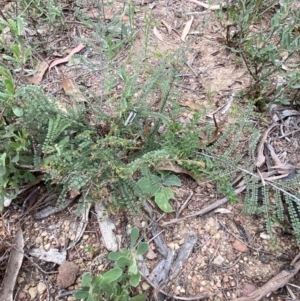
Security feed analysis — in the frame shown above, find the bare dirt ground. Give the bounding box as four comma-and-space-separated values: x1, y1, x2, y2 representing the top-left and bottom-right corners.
1, 0, 300, 301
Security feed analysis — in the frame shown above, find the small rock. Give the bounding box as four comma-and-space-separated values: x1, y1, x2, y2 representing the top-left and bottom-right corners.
233, 239, 249, 253
242, 283, 256, 296
17, 277, 25, 284
35, 237, 43, 244
29, 287, 38, 300
64, 220, 70, 226
174, 243, 180, 250
169, 242, 175, 249
37, 282, 46, 294
214, 232, 221, 239
57, 261, 79, 289
203, 217, 218, 234
142, 282, 150, 290
260, 232, 270, 240
146, 248, 157, 260
180, 288, 186, 293
83, 235, 89, 240
213, 255, 225, 265
44, 243, 51, 251
18, 291, 26, 300
69, 234, 76, 241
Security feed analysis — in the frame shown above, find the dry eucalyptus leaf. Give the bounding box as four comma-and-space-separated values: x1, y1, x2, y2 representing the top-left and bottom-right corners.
155, 160, 205, 185
62, 74, 86, 104
27, 61, 49, 85
161, 20, 172, 35
49, 43, 85, 71
181, 16, 194, 42
153, 26, 164, 41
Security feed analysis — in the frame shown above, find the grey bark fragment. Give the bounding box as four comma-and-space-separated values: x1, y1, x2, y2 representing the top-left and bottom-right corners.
170, 231, 198, 280
151, 224, 168, 258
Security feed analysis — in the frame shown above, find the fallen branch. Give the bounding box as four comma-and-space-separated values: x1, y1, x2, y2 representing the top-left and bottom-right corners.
161, 185, 245, 227
232, 252, 300, 301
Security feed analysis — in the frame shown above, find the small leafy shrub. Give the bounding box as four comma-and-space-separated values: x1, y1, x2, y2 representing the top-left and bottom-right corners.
137, 169, 181, 212
217, 0, 300, 108
74, 227, 148, 301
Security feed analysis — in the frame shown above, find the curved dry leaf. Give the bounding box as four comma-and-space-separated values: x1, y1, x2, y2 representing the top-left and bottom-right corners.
62, 74, 86, 104
181, 16, 194, 42
161, 20, 172, 35
153, 26, 164, 41
49, 43, 85, 71
188, 0, 224, 10
155, 160, 205, 185
27, 61, 49, 85
255, 124, 277, 167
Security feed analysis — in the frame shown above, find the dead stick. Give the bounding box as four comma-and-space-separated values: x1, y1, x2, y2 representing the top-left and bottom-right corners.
232, 252, 300, 301
161, 185, 245, 227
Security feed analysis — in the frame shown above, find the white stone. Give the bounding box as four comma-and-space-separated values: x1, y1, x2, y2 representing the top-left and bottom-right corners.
29, 287, 37, 300
37, 282, 46, 294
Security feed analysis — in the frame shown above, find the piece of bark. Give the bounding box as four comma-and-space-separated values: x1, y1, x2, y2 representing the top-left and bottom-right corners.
170, 232, 197, 280
152, 224, 168, 258
95, 203, 118, 251
150, 249, 175, 286
33, 198, 73, 219
0, 228, 24, 301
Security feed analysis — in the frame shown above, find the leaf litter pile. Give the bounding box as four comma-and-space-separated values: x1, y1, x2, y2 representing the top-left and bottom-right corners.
1, 0, 300, 301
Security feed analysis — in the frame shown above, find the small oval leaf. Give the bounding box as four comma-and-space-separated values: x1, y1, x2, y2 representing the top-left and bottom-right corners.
101, 267, 122, 284
136, 242, 149, 256
154, 187, 173, 212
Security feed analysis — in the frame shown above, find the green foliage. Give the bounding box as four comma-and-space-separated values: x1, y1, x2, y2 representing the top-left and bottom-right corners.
137, 170, 181, 212
217, 0, 300, 108
0, 17, 31, 68
75, 227, 148, 301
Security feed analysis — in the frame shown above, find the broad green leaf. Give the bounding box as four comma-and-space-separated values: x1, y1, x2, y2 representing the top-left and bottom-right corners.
137, 175, 161, 197
3, 54, 16, 62
130, 227, 139, 246
74, 291, 90, 299
129, 272, 141, 287
115, 256, 133, 268
162, 174, 181, 187
0, 92, 11, 101
12, 107, 23, 117
0, 165, 6, 177
4, 79, 14, 94
108, 251, 124, 261
81, 272, 92, 287
131, 294, 147, 301
16, 17, 23, 36
92, 275, 103, 286
154, 187, 173, 212
136, 242, 149, 256
101, 267, 122, 284
128, 263, 138, 275
87, 295, 94, 301
11, 154, 19, 163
